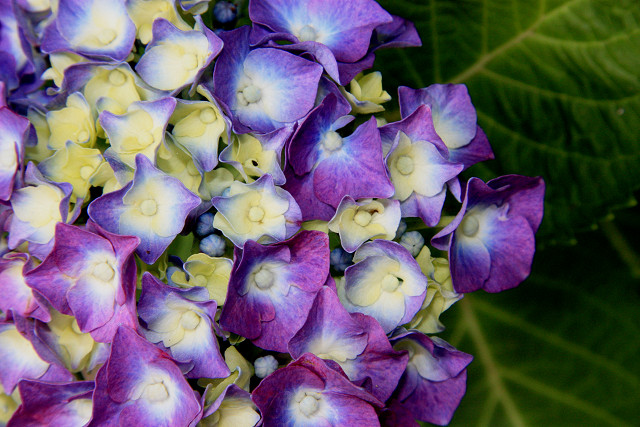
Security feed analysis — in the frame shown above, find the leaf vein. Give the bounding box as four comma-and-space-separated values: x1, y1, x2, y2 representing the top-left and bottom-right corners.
499, 367, 633, 426
449, 0, 589, 83
480, 68, 640, 104
472, 298, 640, 387
461, 298, 527, 427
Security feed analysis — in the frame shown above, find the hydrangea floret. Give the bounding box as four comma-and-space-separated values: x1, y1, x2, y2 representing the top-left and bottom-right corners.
0, 1, 545, 425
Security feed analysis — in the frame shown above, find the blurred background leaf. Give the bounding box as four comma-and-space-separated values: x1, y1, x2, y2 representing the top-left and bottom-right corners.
376, 0, 640, 242
374, 0, 640, 425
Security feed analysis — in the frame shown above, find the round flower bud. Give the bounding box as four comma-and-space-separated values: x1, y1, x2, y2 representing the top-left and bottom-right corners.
200, 234, 226, 257
400, 231, 425, 257
254, 355, 279, 378
195, 212, 215, 237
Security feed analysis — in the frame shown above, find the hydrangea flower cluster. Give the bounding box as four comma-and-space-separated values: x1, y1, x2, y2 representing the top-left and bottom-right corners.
0, 0, 545, 426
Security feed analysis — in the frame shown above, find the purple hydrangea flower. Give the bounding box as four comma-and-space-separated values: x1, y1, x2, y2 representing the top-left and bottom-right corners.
0, 0, 38, 95
136, 17, 223, 93
25, 222, 139, 343
41, 0, 136, 62
88, 154, 201, 264
8, 380, 94, 427
399, 84, 494, 168
0, 318, 73, 394
219, 230, 329, 352
289, 286, 408, 402
0, 104, 29, 201
212, 26, 323, 133
88, 326, 202, 426
138, 272, 230, 379
338, 240, 428, 333
211, 173, 302, 248
284, 94, 394, 220
385, 332, 473, 426
252, 353, 383, 426
0, 252, 50, 322
7, 163, 78, 260
380, 105, 463, 226
249, 0, 393, 84
432, 175, 545, 293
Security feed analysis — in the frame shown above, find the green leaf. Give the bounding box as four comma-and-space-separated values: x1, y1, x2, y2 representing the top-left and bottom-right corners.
376, 0, 640, 241
435, 221, 640, 426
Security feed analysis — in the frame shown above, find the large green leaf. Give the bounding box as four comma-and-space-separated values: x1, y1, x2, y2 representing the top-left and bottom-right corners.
376, 0, 640, 241
434, 218, 640, 426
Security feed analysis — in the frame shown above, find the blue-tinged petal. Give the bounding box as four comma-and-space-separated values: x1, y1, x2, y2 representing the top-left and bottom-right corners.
398, 84, 494, 168
42, 0, 135, 61
388, 332, 473, 426
400, 189, 447, 228
432, 175, 544, 293
249, 0, 392, 63
89, 155, 200, 264
287, 93, 351, 175
212, 26, 322, 133
0, 253, 50, 322
138, 273, 229, 379
371, 14, 422, 50
282, 164, 337, 221
289, 287, 369, 363
100, 97, 176, 168
136, 18, 222, 93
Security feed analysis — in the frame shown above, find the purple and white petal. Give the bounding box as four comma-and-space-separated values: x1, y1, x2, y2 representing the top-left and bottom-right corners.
9, 380, 94, 427
41, 0, 135, 61
25, 222, 139, 342
136, 18, 223, 93
0, 106, 28, 201
388, 332, 473, 426
88, 155, 200, 264
252, 353, 382, 426
138, 273, 230, 379
220, 231, 329, 352
213, 26, 323, 133
338, 240, 428, 333
432, 175, 545, 293
398, 84, 494, 168
88, 326, 201, 427
249, 0, 392, 63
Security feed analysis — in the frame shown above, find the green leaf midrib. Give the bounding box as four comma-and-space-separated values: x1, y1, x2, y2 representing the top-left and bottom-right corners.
428, 0, 600, 85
